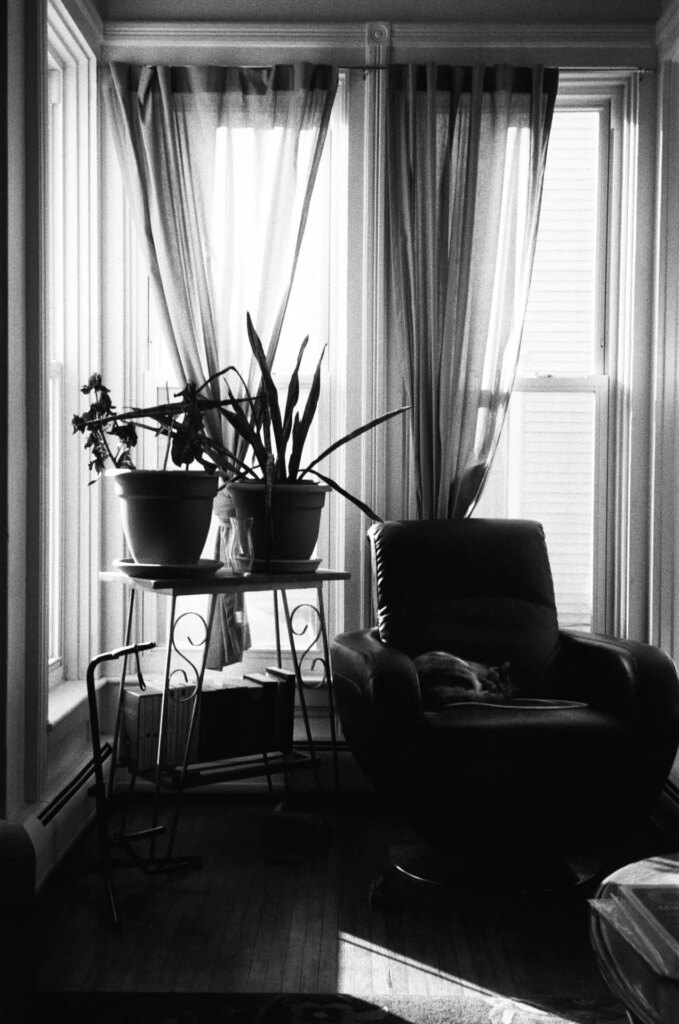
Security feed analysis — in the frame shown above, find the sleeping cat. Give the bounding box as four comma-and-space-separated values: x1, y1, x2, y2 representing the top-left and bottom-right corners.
413, 650, 514, 709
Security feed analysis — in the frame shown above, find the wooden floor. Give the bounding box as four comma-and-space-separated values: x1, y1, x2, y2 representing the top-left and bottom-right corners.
8, 780, 670, 1014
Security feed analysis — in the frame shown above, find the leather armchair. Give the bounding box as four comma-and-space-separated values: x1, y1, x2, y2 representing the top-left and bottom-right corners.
330, 519, 679, 878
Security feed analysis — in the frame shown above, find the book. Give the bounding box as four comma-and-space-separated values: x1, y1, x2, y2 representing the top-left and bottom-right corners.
120, 682, 196, 771
264, 666, 326, 688
120, 686, 157, 771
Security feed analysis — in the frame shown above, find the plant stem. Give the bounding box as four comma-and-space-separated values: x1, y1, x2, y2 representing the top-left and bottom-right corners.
162, 383, 173, 470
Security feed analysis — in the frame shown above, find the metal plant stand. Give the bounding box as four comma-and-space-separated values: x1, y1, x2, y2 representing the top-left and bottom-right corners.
87, 566, 349, 925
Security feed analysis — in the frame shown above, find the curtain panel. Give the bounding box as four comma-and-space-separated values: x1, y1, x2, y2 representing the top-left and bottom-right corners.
102, 62, 338, 665
103, 62, 338, 406
386, 64, 558, 519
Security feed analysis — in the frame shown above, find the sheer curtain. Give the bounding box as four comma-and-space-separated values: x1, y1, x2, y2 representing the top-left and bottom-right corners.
103, 63, 338, 663
386, 64, 558, 519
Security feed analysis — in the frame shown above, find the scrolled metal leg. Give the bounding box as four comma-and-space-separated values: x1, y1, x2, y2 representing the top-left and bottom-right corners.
314, 585, 340, 791
280, 588, 340, 792
162, 599, 217, 859
281, 591, 324, 806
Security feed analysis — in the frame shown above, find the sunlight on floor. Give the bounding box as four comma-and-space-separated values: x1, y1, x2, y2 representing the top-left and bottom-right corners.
338, 929, 478, 996
337, 932, 582, 1022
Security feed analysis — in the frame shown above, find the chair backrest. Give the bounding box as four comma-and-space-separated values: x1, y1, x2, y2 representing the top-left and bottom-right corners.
368, 518, 562, 695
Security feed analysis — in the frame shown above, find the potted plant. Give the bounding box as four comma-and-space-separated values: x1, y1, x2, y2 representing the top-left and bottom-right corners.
219, 315, 410, 569
72, 314, 408, 570
72, 375, 226, 567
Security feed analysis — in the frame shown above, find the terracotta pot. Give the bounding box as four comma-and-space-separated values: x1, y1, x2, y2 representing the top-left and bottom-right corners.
225, 480, 330, 567
110, 470, 219, 565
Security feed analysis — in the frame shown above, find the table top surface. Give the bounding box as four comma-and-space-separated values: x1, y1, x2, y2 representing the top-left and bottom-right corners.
590, 854, 679, 1024
100, 566, 350, 595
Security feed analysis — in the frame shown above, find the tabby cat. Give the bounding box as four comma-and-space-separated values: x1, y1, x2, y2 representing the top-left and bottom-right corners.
413, 650, 514, 709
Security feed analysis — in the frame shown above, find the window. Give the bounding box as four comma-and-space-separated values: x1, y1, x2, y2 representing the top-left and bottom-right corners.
476, 77, 635, 634
46, 1, 98, 692
47, 60, 64, 671
56, 62, 642, 696
135, 76, 349, 668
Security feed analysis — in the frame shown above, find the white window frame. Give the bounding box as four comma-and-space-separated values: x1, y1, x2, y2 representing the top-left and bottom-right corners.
47, 60, 64, 674
556, 69, 646, 639
478, 70, 646, 639
46, 0, 100, 697
58, 61, 650, 689
488, 87, 613, 633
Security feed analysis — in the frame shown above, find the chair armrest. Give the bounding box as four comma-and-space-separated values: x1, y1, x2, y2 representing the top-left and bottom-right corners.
559, 629, 679, 730
330, 628, 423, 729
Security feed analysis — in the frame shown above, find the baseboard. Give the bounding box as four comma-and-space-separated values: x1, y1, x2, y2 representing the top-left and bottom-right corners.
0, 743, 111, 905
1, 791, 92, 906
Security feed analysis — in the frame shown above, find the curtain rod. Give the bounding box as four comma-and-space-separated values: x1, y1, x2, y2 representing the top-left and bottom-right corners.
340, 65, 656, 76
237, 64, 655, 73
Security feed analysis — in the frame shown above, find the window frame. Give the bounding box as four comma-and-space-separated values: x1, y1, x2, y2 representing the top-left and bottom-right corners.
46, 1, 100, 696
100, 73, 351, 675
475, 70, 648, 639
55, 62, 651, 680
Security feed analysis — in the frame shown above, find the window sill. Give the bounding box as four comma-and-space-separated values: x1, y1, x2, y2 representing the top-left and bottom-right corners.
48, 678, 89, 729
46, 677, 114, 783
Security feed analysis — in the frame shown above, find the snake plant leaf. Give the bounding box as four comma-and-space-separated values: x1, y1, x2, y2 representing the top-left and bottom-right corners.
304, 468, 383, 522
281, 335, 310, 445
300, 405, 410, 475
246, 313, 285, 467
200, 433, 258, 479
287, 345, 326, 481
218, 380, 270, 474
208, 365, 265, 470
282, 335, 309, 428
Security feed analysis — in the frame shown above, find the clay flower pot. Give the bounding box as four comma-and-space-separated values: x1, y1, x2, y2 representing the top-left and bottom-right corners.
225, 480, 330, 568
111, 470, 219, 566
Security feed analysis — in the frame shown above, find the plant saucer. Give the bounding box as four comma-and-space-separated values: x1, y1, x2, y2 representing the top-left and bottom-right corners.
113, 558, 223, 580
252, 557, 322, 574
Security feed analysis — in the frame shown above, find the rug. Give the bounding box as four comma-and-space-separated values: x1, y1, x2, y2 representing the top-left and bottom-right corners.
0, 991, 628, 1024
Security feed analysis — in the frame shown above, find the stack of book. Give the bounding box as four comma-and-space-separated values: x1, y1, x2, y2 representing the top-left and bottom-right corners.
198, 673, 295, 761
119, 672, 295, 772
590, 883, 679, 978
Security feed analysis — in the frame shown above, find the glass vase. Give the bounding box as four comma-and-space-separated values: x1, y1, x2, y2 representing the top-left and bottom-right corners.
226, 516, 254, 576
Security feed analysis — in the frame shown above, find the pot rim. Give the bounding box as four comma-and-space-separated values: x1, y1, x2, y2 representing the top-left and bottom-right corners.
105, 468, 216, 478
226, 479, 331, 493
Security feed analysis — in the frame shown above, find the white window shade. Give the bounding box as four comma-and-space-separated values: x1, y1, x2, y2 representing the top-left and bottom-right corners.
520, 109, 601, 377
476, 106, 607, 632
